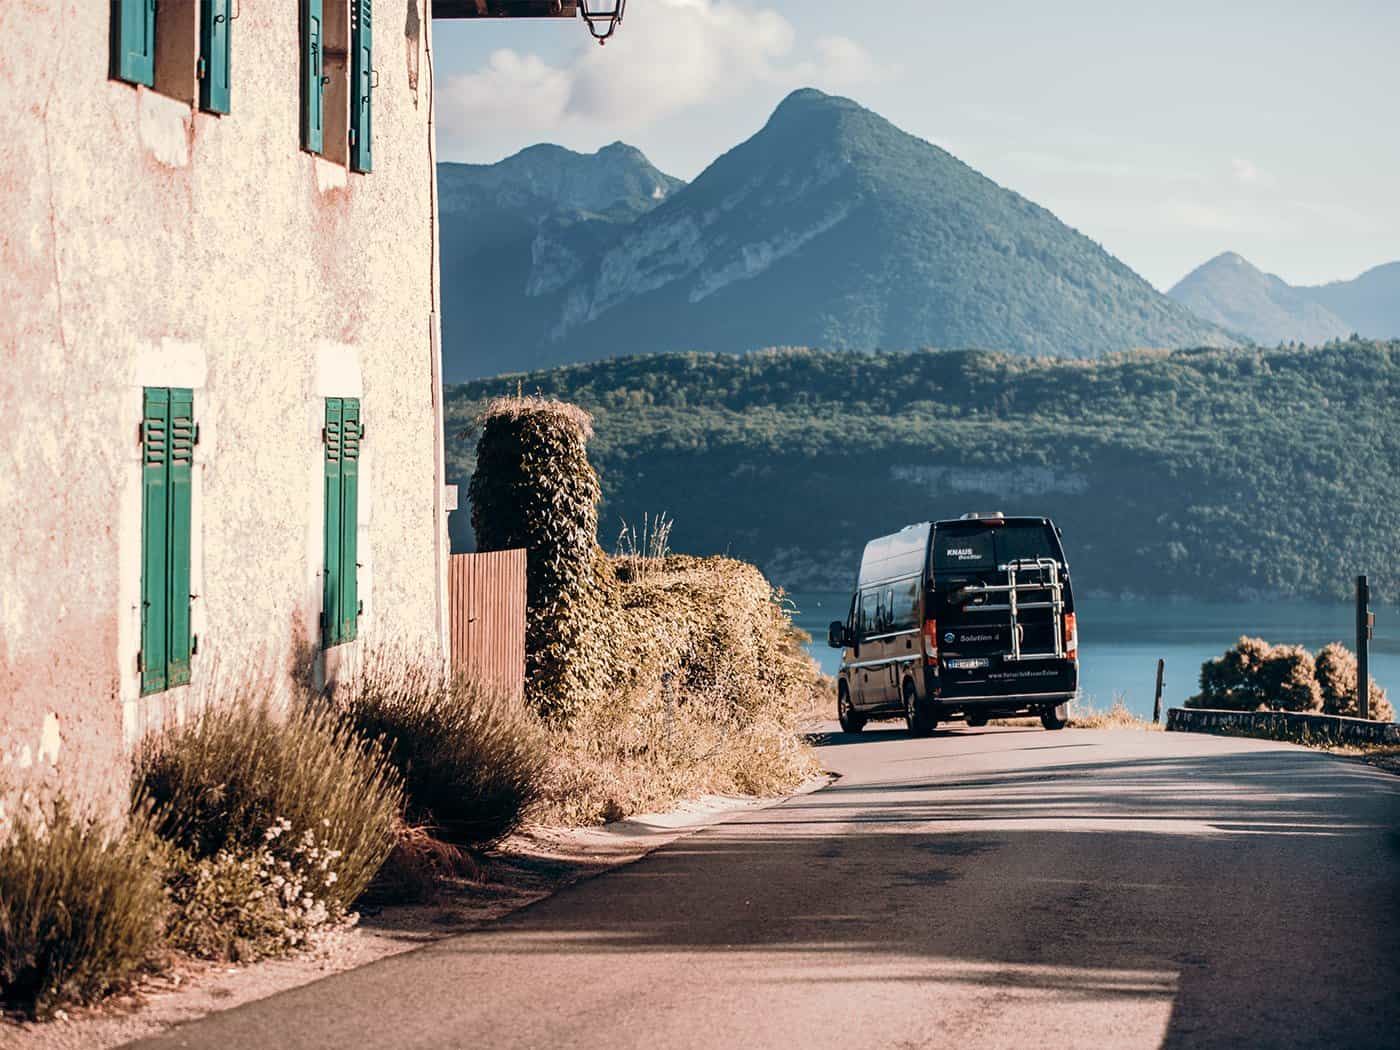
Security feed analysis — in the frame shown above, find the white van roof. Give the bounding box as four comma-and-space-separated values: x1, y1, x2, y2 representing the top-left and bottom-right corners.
857, 522, 931, 588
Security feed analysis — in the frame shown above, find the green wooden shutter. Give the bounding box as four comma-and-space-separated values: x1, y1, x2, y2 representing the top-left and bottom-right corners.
339, 399, 361, 642
166, 390, 196, 687
349, 0, 373, 172
140, 389, 170, 694
199, 0, 233, 114
301, 0, 325, 154
112, 0, 156, 87
323, 399, 343, 646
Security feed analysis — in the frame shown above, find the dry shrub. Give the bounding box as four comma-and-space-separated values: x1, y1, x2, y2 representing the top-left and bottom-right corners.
0, 802, 165, 1019
338, 663, 549, 848
1190, 637, 1394, 718
368, 823, 480, 906
1316, 642, 1395, 721
1189, 636, 1275, 710
135, 693, 403, 913
1256, 644, 1321, 712
538, 555, 822, 826
162, 819, 352, 963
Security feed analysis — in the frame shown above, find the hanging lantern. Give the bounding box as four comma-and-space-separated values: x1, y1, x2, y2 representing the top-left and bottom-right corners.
578, 0, 626, 44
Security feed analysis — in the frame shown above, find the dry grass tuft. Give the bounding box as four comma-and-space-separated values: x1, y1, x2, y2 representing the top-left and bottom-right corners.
1069, 695, 1163, 731
337, 663, 549, 849
0, 803, 166, 1019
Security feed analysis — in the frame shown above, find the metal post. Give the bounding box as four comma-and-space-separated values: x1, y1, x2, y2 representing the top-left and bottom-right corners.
1356, 575, 1371, 720
1153, 658, 1165, 724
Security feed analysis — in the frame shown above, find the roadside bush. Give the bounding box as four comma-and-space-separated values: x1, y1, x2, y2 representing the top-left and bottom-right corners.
1256, 644, 1322, 712
469, 397, 615, 721
339, 664, 549, 847
135, 695, 403, 922
1190, 638, 1394, 719
162, 818, 349, 963
1316, 642, 1395, 721
0, 803, 165, 1019
539, 555, 821, 826
1189, 636, 1274, 710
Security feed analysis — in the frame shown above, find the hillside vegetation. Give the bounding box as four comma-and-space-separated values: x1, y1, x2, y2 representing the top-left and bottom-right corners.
446, 340, 1400, 603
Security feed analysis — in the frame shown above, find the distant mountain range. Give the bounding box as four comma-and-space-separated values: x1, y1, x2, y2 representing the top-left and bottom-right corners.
1168, 253, 1400, 346
438, 89, 1230, 380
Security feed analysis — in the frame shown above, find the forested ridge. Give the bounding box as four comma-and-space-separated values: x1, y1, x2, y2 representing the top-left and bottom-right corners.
445, 340, 1399, 602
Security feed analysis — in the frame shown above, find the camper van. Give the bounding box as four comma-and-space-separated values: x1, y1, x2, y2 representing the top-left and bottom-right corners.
827, 513, 1078, 735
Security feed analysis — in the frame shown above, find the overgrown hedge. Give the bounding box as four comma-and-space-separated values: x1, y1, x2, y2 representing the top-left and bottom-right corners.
1188, 637, 1394, 720
469, 397, 616, 720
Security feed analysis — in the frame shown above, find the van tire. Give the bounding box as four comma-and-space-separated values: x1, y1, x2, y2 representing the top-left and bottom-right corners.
838, 683, 865, 734
965, 715, 988, 728
1040, 702, 1069, 731
904, 681, 935, 737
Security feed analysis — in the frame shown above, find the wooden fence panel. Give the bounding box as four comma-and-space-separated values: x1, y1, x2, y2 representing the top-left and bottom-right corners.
448, 550, 526, 699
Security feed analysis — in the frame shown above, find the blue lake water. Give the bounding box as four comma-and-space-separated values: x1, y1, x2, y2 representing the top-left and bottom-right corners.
788, 592, 1399, 721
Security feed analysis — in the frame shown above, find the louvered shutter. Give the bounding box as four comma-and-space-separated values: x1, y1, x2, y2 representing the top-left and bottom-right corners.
112, 0, 156, 87
166, 390, 196, 686
141, 389, 170, 694
349, 0, 373, 172
339, 399, 361, 642
199, 0, 233, 114
323, 398, 343, 646
302, 0, 325, 154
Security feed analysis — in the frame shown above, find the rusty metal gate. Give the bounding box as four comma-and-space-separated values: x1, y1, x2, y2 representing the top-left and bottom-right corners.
448, 550, 526, 699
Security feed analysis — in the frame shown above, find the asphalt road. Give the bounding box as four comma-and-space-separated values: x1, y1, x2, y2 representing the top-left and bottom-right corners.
130, 726, 1400, 1050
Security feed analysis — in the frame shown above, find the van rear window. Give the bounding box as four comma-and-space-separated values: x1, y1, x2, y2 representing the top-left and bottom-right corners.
933, 530, 995, 571
933, 523, 1061, 574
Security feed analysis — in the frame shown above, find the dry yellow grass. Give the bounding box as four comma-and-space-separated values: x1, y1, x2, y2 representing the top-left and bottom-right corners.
535, 554, 823, 826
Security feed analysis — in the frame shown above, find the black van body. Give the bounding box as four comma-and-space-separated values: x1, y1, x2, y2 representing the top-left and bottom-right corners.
828, 513, 1078, 734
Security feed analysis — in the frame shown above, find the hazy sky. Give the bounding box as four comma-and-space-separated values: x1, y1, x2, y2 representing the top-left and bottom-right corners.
431, 0, 1399, 290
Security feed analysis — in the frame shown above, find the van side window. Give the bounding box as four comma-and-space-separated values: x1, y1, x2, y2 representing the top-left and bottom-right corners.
859, 586, 883, 636
889, 577, 919, 631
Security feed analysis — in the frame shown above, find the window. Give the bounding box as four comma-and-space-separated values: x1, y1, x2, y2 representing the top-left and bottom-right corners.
140, 388, 196, 695
889, 577, 920, 632
111, 0, 230, 112
349, 0, 373, 172
323, 397, 362, 647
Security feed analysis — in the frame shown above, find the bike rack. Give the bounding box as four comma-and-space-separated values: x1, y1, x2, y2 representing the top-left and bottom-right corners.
955, 558, 1065, 662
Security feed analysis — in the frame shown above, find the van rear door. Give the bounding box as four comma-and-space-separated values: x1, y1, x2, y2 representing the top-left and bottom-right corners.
929, 520, 1076, 700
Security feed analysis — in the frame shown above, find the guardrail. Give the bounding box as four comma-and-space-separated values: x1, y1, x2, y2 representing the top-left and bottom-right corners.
1166, 707, 1400, 746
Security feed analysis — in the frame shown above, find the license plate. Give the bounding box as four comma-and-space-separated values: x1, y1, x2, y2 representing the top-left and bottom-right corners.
945, 657, 990, 670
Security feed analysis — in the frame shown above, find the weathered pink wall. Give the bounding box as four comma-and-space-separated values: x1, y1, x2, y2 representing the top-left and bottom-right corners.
0, 2, 449, 814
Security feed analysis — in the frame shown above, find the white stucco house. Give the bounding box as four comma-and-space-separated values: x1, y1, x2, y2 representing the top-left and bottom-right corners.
0, 0, 582, 809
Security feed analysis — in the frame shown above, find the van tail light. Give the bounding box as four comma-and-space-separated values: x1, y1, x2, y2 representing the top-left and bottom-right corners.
923, 619, 938, 666
1063, 612, 1078, 660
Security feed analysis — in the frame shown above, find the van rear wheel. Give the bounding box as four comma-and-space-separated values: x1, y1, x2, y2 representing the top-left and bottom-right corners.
1040, 702, 1069, 731
965, 715, 988, 728
838, 684, 865, 734
904, 681, 935, 737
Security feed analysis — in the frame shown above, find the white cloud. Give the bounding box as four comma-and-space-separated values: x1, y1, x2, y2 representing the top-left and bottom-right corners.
807, 36, 887, 89
1230, 157, 1276, 188
436, 1, 883, 147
